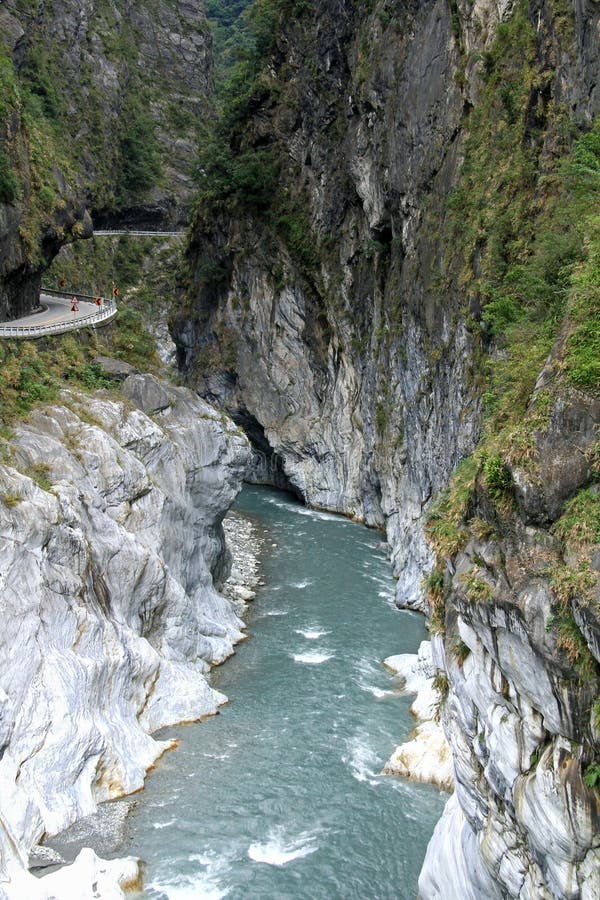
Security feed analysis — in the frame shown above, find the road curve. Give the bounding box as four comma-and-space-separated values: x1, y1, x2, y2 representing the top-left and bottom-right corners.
11, 295, 97, 327
0, 294, 117, 339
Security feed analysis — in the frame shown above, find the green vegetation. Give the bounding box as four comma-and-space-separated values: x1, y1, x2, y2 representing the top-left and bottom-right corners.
461, 570, 493, 603
482, 453, 512, 501
550, 488, 600, 625
441, 1, 600, 447
423, 565, 446, 634
546, 491, 600, 681
478, 117, 600, 423
550, 561, 598, 609
451, 638, 471, 666
47, 234, 175, 297
592, 698, 600, 733
193, 135, 317, 279
552, 613, 597, 681
425, 456, 477, 558
25, 462, 52, 492
432, 671, 449, 720
0, 322, 159, 425
0, 149, 18, 204
0, 0, 192, 234
552, 488, 600, 549
584, 761, 600, 791
195, 141, 279, 214
432, 3, 597, 424
432, 671, 449, 699
1, 491, 22, 507
104, 306, 157, 369
0, 43, 77, 260
205, 0, 254, 92
565, 215, 600, 393
115, 90, 163, 207
375, 401, 388, 435
192, 0, 320, 282
0, 338, 120, 425
20, 46, 62, 121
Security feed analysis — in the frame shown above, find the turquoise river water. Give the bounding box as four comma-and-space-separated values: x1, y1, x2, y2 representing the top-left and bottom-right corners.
122, 486, 446, 898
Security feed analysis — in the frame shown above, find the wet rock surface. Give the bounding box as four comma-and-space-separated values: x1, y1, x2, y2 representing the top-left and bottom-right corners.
382, 641, 454, 792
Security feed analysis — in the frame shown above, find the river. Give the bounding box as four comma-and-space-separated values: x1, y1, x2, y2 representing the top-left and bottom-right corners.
120, 486, 446, 898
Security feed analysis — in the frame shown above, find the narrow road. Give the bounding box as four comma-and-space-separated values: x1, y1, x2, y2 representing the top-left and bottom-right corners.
0, 293, 116, 339
8, 295, 98, 328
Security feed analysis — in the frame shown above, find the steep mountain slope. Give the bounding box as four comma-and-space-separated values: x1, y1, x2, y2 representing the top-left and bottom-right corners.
174, 0, 600, 605
0, 0, 212, 321
173, 0, 600, 895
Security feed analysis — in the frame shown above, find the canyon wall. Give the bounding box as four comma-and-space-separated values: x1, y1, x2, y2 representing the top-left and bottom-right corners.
174, 0, 600, 895
0, 375, 249, 896
0, 0, 212, 320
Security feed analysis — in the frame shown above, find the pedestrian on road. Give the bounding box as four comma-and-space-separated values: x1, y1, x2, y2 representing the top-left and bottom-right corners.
71, 296, 79, 314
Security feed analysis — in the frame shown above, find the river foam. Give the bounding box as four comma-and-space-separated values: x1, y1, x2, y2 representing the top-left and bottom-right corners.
291, 650, 334, 664
247, 828, 319, 866
353, 657, 398, 699
149, 850, 235, 899
295, 627, 331, 639
342, 731, 382, 785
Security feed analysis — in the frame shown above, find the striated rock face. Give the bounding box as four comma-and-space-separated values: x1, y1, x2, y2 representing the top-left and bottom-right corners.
0, 375, 249, 894
0, 0, 212, 320
8, 847, 142, 900
172, 0, 600, 896
421, 377, 600, 899
174, 0, 487, 608
175, 0, 599, 610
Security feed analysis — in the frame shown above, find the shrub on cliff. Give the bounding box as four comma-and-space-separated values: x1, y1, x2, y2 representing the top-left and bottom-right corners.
0, 149, 17, 204
116, 93, 163, 206
482, 454, 512, 500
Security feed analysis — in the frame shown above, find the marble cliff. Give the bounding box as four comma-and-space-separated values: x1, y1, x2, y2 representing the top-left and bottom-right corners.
0, 375, 249, 896
0, 0, 598, 896
173, 0, 600, 895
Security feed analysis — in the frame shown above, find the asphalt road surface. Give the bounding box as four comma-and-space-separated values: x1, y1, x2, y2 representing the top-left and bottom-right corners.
8, 295, 102, 329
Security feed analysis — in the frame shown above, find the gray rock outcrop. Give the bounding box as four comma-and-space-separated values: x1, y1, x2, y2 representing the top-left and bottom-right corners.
0, 377, 249, 894
171, 0, 600, 896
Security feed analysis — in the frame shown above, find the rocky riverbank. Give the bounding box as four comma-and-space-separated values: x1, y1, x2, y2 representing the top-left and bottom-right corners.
382, 642, 454, 793
222, 509, 265, 617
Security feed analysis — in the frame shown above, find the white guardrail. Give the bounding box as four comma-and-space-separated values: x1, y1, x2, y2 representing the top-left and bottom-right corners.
93, 230, 184, 237
0, 291, 117, 339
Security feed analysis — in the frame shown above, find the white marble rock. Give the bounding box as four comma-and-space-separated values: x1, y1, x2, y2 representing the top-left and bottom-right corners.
0, 377, 250, 897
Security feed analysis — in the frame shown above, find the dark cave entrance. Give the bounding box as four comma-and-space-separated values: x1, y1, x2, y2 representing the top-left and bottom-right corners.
232, 409, 303, 501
